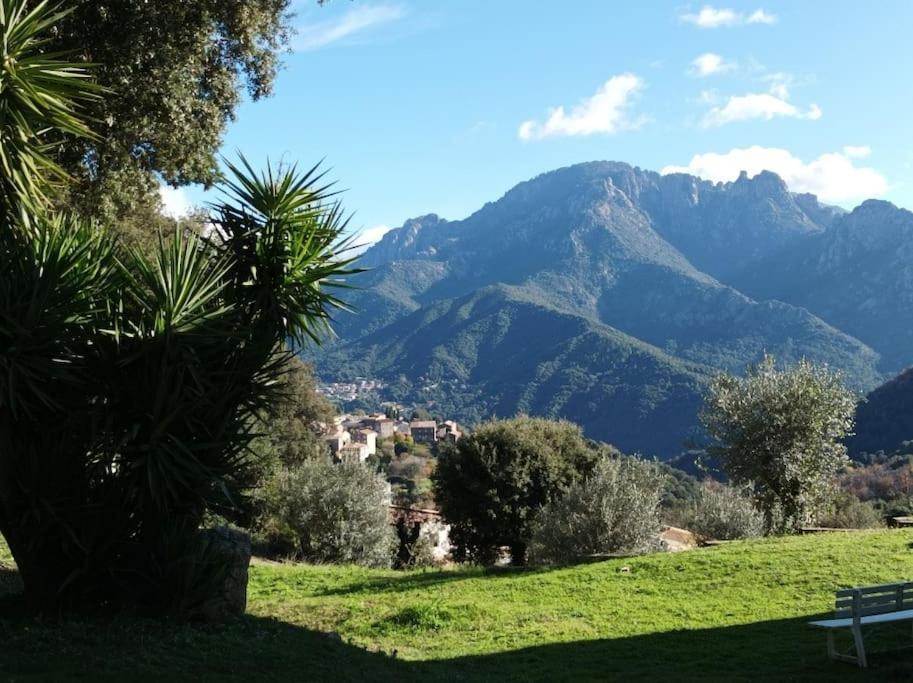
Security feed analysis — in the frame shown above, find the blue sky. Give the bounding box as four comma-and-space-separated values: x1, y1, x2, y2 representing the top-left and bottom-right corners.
165, 1, 913, 247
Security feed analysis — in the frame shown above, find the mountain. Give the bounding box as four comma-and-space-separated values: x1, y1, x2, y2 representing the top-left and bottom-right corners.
317, 284, 711, 456
848, 368, 913, 456
309, 161, 893, 458
734, 200, 913, 371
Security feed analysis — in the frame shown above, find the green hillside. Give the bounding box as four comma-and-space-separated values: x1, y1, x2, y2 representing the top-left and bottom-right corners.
849, 366, 913, 455
316, 285, 711, 457
3, 532, 913, 681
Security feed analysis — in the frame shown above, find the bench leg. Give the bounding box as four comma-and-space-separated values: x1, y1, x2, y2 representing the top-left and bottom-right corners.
826, 631, 836, 660
851, 626, 867, 668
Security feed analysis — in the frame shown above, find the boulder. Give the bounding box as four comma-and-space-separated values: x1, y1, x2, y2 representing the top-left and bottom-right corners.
199, 526, 252, 620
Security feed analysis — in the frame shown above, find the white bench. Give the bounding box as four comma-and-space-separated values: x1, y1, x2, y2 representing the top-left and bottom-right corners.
808, 581, 913, 667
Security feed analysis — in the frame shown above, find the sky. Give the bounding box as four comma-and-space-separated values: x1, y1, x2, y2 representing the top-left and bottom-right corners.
167, 1, 913, 249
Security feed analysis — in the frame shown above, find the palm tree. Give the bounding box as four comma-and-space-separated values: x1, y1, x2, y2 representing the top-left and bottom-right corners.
0, 0, 357, 611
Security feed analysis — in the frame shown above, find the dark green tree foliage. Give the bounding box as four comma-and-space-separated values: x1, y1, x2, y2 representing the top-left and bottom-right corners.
0, 1, 356, 611
433, 416, 597, 565
255, 356, 336, 469
700, 356, 856, 533
35, 0, 292, 227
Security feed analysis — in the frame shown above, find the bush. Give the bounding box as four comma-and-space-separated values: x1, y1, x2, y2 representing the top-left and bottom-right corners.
817, 492, 884, 529
434, 416, 597, 565
258, 459, 396, 567
528, 456, 666, 565
683, 483, 765, 541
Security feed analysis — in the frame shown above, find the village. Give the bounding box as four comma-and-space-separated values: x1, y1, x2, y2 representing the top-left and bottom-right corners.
322, 411, 462, 463
319, 411, 464, 565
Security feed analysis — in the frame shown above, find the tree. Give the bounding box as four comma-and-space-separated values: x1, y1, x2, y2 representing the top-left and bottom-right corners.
700, 356, 856, 533
433, 416, 596, 565
34, 0, 294, 233
255, 356, 336, 470
0, 1, 357, 611
258, 459, 396, 567
528, 455, 666, 565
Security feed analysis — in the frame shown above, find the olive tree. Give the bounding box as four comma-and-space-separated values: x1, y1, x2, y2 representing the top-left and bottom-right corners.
258, 459, 396, 567
433, 416, 597, 565
700, 356, 856, 533
528, 455, 666, 565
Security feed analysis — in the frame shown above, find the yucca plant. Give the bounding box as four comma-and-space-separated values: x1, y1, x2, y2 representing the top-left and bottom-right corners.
0, 0, 98, 217
0, 0, 358, 611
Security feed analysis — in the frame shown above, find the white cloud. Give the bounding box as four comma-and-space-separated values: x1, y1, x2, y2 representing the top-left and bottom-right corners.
761, 72, 794, 99
518, 74, 645, 141
349, 224, 392, 255
661, 146, 888, 204
746, 9, 777, 24
294, 4, 404, 51
702, 75, 820, 127
689, 53, 736, 77
703, 93, 821, 126
681, 5, 777, 28
158, 184, 192, 218
843, 145, 872, 159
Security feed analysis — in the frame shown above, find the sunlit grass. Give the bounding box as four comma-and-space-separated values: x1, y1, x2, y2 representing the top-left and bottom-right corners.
2, 531, 913, 680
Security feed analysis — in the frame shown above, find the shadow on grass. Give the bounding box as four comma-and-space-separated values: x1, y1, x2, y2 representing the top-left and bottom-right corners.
1, 604, 912, 682
312, 563, 557, 597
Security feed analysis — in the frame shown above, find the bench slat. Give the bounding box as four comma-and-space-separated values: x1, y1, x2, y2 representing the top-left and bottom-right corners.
810, 608, 913, 629
835, 595, 913, 610
836, 582, 913, 598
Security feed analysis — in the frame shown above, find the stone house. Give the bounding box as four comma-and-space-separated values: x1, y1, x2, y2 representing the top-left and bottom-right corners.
410, 420, 438, 444
336, 442, 370, 463
324, 430, 351, 454
364, 416, 395, 439
351, 428, 377, 456
436, 420, 462, 443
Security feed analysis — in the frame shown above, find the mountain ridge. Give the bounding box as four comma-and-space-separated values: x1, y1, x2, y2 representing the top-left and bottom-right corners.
310, 161, 908, 457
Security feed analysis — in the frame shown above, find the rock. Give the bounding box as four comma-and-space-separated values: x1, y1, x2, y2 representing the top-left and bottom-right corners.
199, 526, 251, 620
658, 526, 699, 552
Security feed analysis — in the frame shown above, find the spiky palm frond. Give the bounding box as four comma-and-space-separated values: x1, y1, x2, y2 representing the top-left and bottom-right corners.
0, 213, 120, 418
211, 155, 363, 348
0, 0, 99, 215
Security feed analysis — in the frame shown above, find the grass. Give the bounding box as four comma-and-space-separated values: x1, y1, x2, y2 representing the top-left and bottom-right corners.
3, 531, 913, 681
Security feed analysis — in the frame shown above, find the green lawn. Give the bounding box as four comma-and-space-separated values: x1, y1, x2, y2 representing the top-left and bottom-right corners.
3, 531, 913, 681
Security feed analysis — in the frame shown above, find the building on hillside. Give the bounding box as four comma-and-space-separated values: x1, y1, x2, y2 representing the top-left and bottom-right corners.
389, 505, 451, 565
410, 420, 438, 444
336, 442, 369, 464
437, 420, 462, 443
351, 428, 377, 456
364, 416, 395, 439
324, 430, 351, 454
342, 416, 364, 431
395, 420, 412, 436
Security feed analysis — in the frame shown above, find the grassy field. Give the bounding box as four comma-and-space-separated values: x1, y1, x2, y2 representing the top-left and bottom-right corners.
2, 531, 913, 681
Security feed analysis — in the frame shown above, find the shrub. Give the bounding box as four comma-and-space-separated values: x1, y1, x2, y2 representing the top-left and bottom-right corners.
817, 492, 884, 529
684, 483, 765, 541
433, 416, 597, 565
259, 459, 396, 567
528, 456, 666, 565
